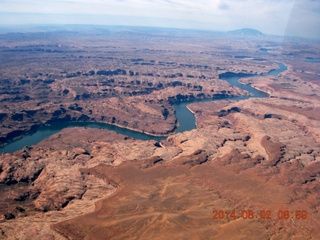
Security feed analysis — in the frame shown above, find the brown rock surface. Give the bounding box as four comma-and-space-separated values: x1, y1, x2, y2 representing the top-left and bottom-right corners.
52, 149, 319, 240
0, 29, 254, 145
1, 28, 320, 239
1, 101, 319, 239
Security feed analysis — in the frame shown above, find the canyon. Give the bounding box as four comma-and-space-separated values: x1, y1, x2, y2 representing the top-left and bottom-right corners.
0, 26, 319, 239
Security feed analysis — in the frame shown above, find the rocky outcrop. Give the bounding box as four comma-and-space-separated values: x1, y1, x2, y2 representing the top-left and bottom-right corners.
1, 26, 320, 240
173, 149, 209, 167
1, 97, 320, 239
261, 135, 286, 166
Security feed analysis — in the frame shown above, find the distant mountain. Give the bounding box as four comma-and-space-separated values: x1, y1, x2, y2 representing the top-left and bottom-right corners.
227, 28, 264, 37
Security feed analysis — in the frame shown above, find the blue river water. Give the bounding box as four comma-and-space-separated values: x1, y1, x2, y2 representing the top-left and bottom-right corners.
0, 62, 287, 153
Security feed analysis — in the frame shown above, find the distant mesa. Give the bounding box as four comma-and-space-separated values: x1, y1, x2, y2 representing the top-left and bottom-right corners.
227, 28, 264, 37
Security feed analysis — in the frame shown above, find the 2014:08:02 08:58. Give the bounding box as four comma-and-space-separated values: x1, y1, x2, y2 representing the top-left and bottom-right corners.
212, 210, 308, 220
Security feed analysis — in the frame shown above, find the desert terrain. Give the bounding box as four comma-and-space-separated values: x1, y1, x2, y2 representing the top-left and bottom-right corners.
0, 26, 319, 239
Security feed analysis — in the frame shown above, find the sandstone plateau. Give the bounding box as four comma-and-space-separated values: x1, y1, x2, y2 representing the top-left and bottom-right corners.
0, 27, 319, 239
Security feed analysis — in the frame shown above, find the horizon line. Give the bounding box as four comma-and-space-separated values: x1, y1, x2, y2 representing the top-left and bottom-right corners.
0, 22, 318, 41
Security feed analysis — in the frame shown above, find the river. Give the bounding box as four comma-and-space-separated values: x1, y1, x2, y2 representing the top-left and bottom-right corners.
0, 62, 287, 153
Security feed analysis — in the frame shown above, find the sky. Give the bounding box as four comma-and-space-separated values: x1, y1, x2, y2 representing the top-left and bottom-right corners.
0, 0, 319, 39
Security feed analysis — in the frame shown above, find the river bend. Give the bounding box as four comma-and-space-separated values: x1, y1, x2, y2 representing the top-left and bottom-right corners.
0, 62, 287, 153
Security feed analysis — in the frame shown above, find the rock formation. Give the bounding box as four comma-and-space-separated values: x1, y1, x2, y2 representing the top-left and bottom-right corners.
0, 27, 319, 239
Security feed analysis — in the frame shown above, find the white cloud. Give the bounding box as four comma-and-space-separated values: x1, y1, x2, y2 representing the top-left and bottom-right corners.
0, 0, 319, 38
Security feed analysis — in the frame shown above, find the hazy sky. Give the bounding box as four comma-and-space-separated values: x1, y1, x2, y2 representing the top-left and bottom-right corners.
1, 0, 320, 39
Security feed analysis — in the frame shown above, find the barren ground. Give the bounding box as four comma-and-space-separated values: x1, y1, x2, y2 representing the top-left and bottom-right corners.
0, 26, 319, 239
